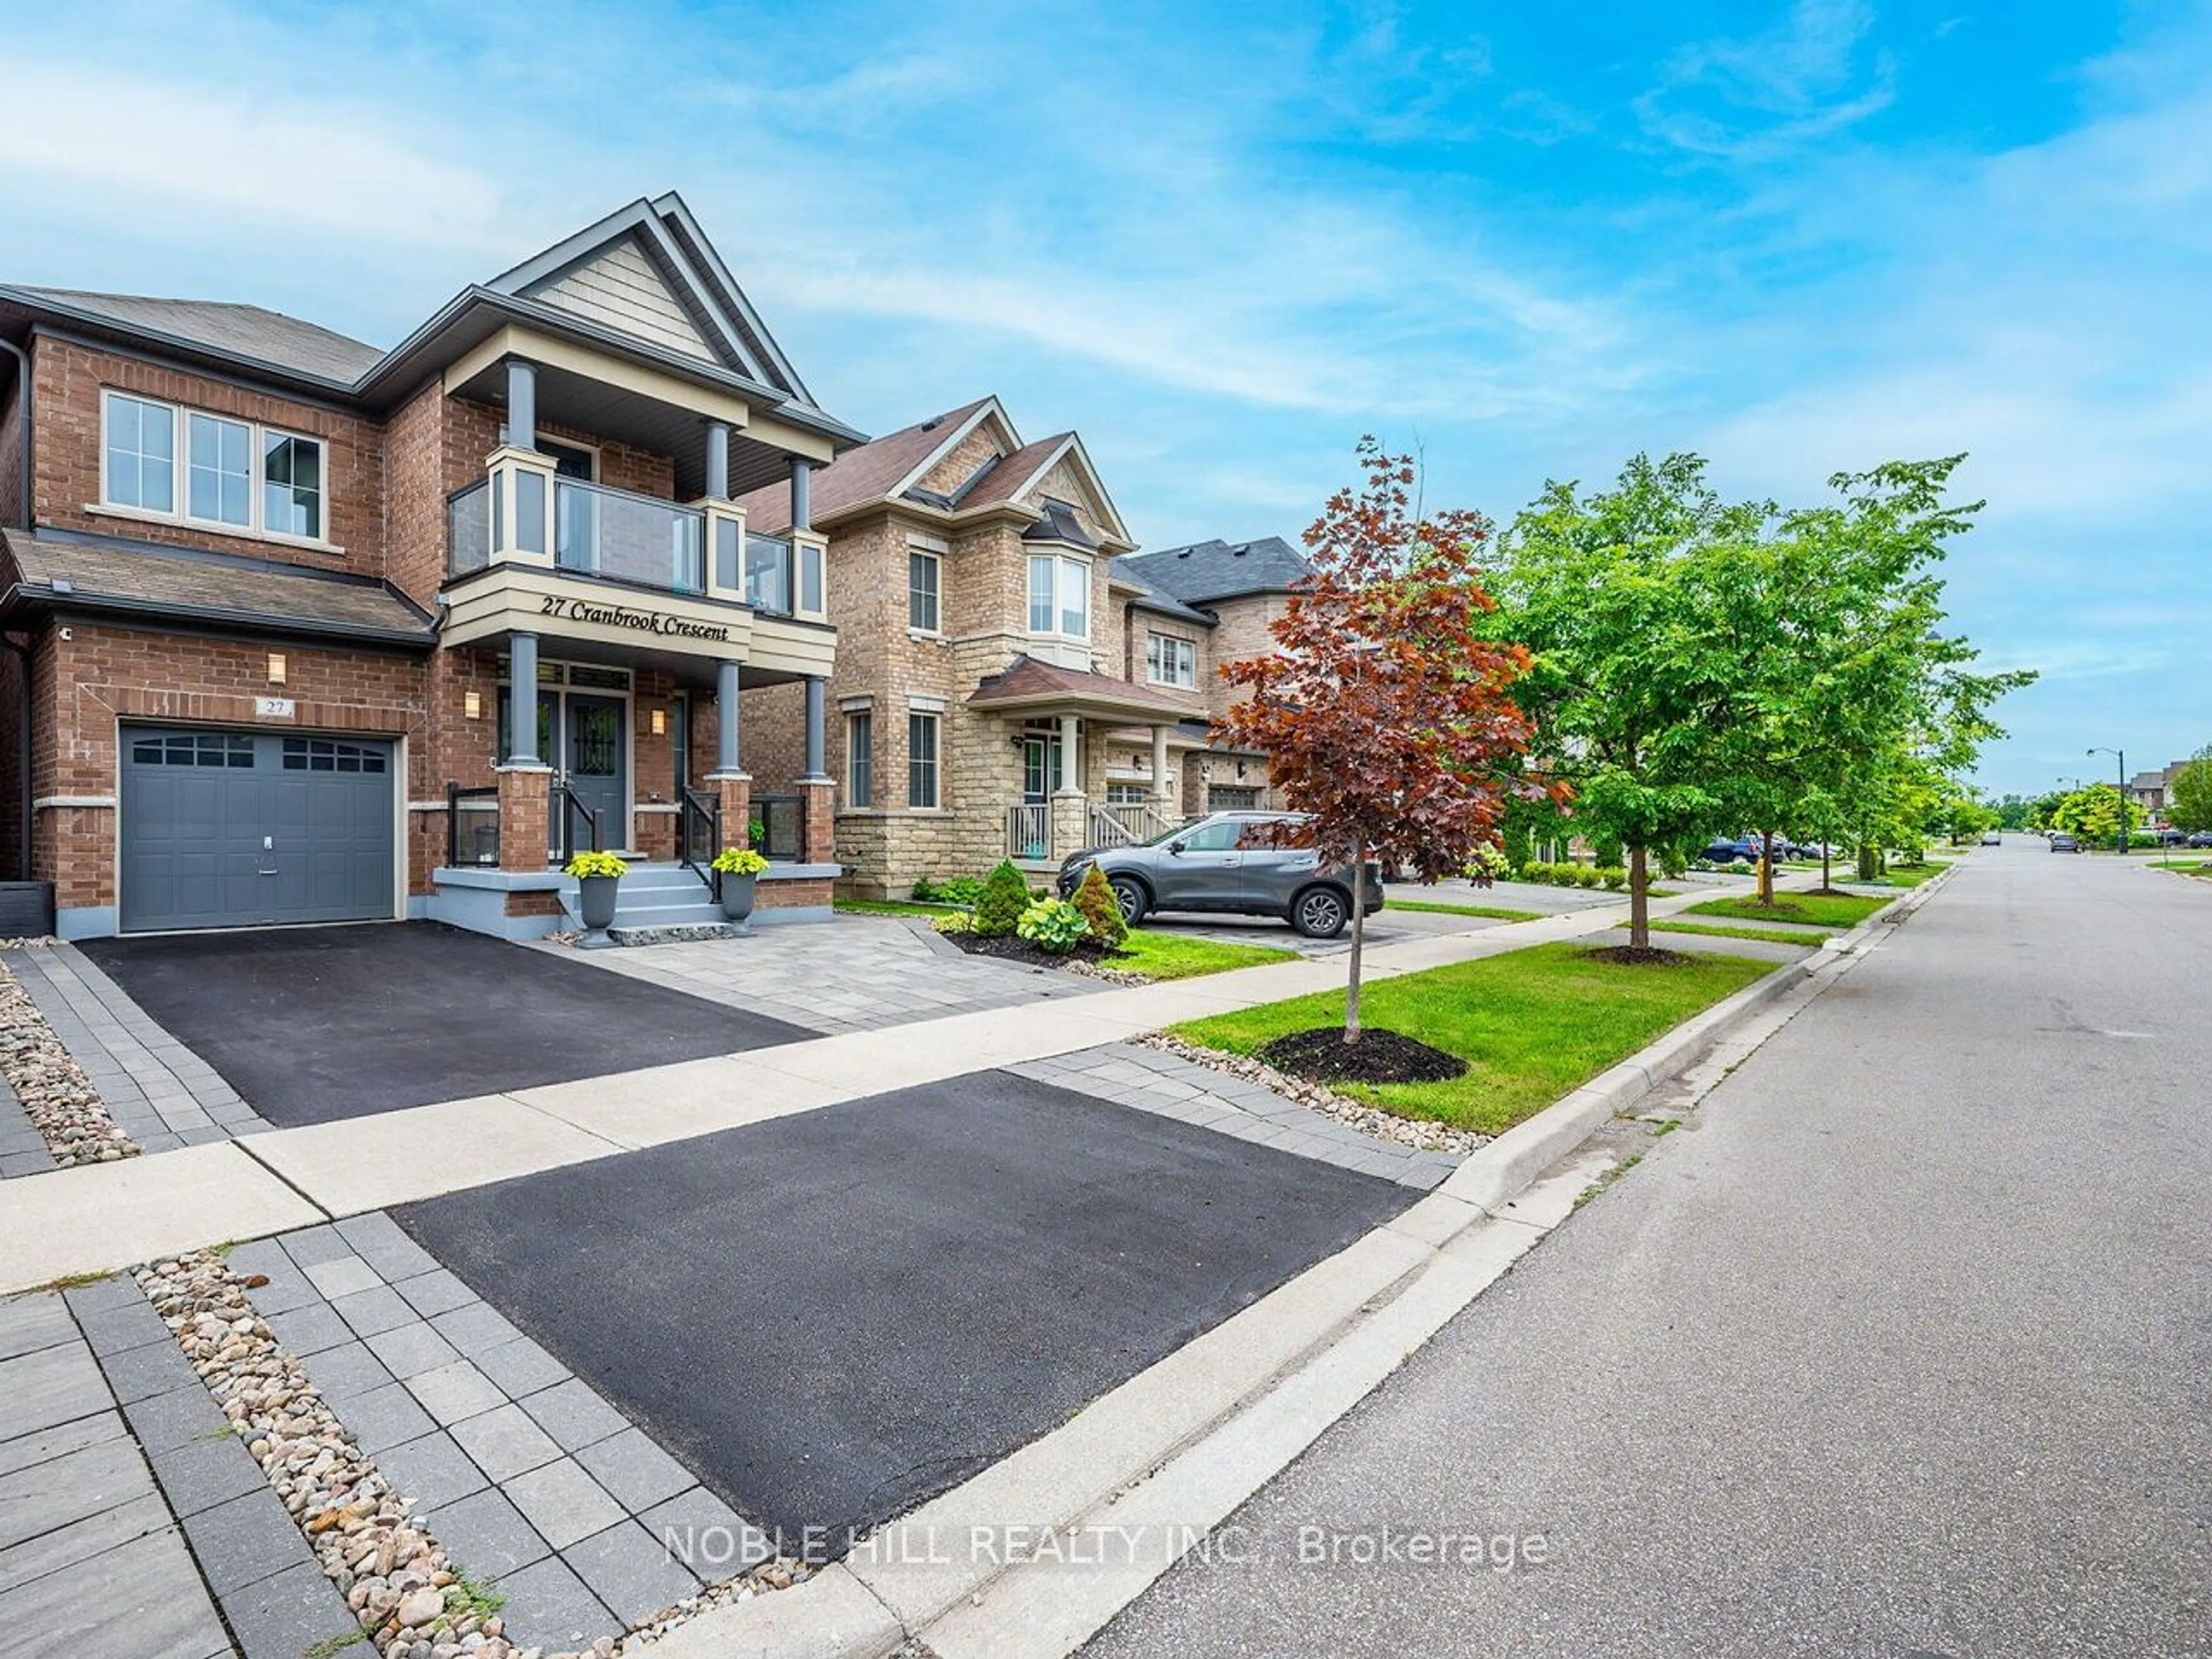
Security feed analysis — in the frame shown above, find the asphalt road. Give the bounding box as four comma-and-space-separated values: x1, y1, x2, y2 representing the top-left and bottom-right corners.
1086, 842, 2212, 1658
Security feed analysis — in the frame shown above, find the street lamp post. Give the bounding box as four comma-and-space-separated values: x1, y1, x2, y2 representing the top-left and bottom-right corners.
2089, 747, 2127, 854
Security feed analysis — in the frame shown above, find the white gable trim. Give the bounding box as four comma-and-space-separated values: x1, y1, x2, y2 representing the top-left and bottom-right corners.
886, 397, 1022, 503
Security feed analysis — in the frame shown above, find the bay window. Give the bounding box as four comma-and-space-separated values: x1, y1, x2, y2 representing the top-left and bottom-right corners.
1027, 552, 1090, 639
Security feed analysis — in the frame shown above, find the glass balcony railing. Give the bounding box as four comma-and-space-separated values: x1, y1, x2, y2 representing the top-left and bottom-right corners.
555, 477, 704, 594
448, 472, 808, 615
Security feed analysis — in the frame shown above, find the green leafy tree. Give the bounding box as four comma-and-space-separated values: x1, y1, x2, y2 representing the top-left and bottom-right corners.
2167, 748, 2212, 835
2051, 785, 2142, 849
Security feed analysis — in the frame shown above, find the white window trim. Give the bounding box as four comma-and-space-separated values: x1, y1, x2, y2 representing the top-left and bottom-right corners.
1146, 631, 1198, 689
1027, 550, 1092, 643
907, 548, 944, 637
94, 389, 340, 553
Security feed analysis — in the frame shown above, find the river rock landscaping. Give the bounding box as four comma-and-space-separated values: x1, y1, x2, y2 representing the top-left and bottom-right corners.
0, 955, 138, 1166
1135, 1032, 1493, 1157
133, 1249, 803, 1659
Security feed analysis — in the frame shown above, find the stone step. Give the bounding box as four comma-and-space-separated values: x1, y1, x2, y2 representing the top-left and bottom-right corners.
605, 921, 747, 946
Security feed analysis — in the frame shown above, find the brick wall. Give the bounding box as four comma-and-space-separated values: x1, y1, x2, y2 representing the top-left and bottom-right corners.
914, 422, 1003, 496
33, 339, 387, 578
26, 620, 430, 908
0, 369, 24, 530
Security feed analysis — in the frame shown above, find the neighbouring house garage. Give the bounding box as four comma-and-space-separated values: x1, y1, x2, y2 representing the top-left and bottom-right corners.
118, 727, 398, 932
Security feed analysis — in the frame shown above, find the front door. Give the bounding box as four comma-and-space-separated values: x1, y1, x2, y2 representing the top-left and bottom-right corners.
1021, 734, 1064, 804
558, 694, 626, 858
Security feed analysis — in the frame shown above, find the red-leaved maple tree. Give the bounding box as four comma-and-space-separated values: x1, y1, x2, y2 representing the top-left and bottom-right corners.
1217, 438, 1547, 1041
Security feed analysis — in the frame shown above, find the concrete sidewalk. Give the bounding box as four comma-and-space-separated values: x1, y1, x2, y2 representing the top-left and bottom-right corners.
0, 880, 1806, 1293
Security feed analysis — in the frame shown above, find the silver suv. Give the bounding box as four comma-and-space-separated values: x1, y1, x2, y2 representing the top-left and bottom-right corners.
1056, 811, 1384, 938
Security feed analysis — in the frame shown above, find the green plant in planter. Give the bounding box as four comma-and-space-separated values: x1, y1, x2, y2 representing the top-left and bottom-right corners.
972, 860, 1032, 937
748, 817, 767, 851
565, 851, 629, 880
1016, 898, 1091, 954
711, 848, 769, 877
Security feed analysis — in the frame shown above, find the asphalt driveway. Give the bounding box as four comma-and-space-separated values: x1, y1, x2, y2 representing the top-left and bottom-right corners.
395, 1069, 1414, 1550
78, 922, 813, 1127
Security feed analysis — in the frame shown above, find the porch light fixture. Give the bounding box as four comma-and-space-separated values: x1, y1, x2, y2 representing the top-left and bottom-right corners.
651, 708, 666, 736
463, 690, 482, 721
266, 652, 287, 684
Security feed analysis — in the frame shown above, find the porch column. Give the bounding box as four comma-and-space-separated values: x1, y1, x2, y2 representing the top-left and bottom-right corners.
802, 676, 828, 781
703, 419, 731, 500
1050, 713, 1087, 860
1151, 724, 1172, 804
507, 632, 540, 764
506, 359, 538, 452
495, 630, 550, 872
713, 658, 742, 776
790, 458, 814, 532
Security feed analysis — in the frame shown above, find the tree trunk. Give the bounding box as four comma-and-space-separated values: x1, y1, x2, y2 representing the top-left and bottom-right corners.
1857, 840, 1880, 881
1344, 857, 1366, 1043
1756, 831, 1777, 904
1628, 843, 1650, 950
1821, 843, 1832, 891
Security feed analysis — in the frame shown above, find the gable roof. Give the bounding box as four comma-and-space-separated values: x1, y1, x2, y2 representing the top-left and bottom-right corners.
733, 396, 1001, 531
1118, 536, 1311, 604
0, 287, 382, 381
1109, 560, 1216, 626
968, 654, 1193, 719
0, 192, 858, 443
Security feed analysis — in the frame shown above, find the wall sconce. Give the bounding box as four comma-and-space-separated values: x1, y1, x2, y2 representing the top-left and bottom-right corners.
650, 707, 666, 736
266, 652, 287, 684
463, 690, 482, 721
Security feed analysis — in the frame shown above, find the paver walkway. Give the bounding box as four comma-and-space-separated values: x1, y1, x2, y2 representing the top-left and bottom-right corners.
543, 912, 1100, 1032
0, 1284, 236, 1659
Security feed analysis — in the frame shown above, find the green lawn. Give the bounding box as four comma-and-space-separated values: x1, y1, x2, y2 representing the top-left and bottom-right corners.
1857, 859, 1950, 889
2151, 858, 2212, 876
1619, 918, 1827, 946
1113, 930, 1298, 980
1685, 891, 1889, 929
1384, 899, 1544, 921
1169, 940, 1774, 1132
834, 897, 961, 916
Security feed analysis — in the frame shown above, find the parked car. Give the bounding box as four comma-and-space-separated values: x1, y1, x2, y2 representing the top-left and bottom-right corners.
2155, 826, 2187, 845
2048, 833, 2081, 853
2188, 831, 2212, 849
1058, 810, 1384, 938
1700, 837, 1762, 864
1980, 831, 2002, 846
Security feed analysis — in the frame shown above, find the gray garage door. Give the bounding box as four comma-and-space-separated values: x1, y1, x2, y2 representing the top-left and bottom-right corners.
119, 728, 396, 933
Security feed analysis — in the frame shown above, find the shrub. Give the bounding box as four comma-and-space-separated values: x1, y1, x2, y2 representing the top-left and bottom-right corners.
931, 911, 972, 934
1070, 864, 1127, 948
1600, 866, 1627, 890
1016, 898, 1091, 954
1463, 842, 1510, 882
909, 874, 941, 901
972, 860, 1033, 936
1574, 866, 1603, 888
937, 876, 986, 906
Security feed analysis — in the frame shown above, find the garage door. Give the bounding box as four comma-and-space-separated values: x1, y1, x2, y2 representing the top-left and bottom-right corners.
119, 729, 396, 932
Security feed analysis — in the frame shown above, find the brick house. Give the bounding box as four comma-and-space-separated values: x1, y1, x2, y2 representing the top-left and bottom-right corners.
0, 192, 862, 938
738, 398, 1310, 896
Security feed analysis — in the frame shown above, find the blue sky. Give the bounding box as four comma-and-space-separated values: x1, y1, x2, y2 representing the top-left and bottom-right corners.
1, 1, 2204, 796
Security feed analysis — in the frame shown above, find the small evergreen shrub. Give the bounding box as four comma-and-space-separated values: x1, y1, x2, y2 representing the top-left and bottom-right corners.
1600, 866, 1627, 890
1071, 865, 1127, 948
909, 874, 941, 901
972, 861, 1033, 936
1573, 866, 1603, 889
1016, 898, 1091, 954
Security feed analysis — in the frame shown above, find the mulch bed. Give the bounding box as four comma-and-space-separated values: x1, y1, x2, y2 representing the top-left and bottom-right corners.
945, 931, 1113, 971
1259, 1027, 1468, 1086
1581, 944, 1697, 967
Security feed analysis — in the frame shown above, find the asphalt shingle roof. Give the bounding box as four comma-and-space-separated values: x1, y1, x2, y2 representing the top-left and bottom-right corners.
1, 530, 435, 643
734, 397, 995, 532
5, 287, 383, 383
1117, 536, 1311, 605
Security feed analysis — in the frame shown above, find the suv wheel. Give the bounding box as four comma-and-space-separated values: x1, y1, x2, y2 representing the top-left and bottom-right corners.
1291, 885, 1349, 939
1109, 877, 1149, 926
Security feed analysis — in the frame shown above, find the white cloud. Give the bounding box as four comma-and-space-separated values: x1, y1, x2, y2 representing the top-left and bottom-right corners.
1636, 0, 1896, 158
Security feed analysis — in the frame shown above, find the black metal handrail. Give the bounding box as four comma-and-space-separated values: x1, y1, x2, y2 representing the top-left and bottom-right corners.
554, 779, 601, 859
678, 786, 721, 895
445, 781, 501, 867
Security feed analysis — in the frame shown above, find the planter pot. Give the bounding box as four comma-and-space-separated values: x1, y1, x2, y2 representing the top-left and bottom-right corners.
719, 873, 757, 923
577, 874, 620, 931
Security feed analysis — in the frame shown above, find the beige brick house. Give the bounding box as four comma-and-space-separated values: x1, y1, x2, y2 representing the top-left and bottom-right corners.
740, 398, 1310, 896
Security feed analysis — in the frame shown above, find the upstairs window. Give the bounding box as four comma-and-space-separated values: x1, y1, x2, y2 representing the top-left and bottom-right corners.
1027, 552, 1090, 639
1146, 632, 1197, 688
100, 391, 328, 544
908, 550, 941, 633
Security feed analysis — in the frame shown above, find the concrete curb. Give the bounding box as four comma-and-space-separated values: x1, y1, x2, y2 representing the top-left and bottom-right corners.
665, 867, 1964, 1659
